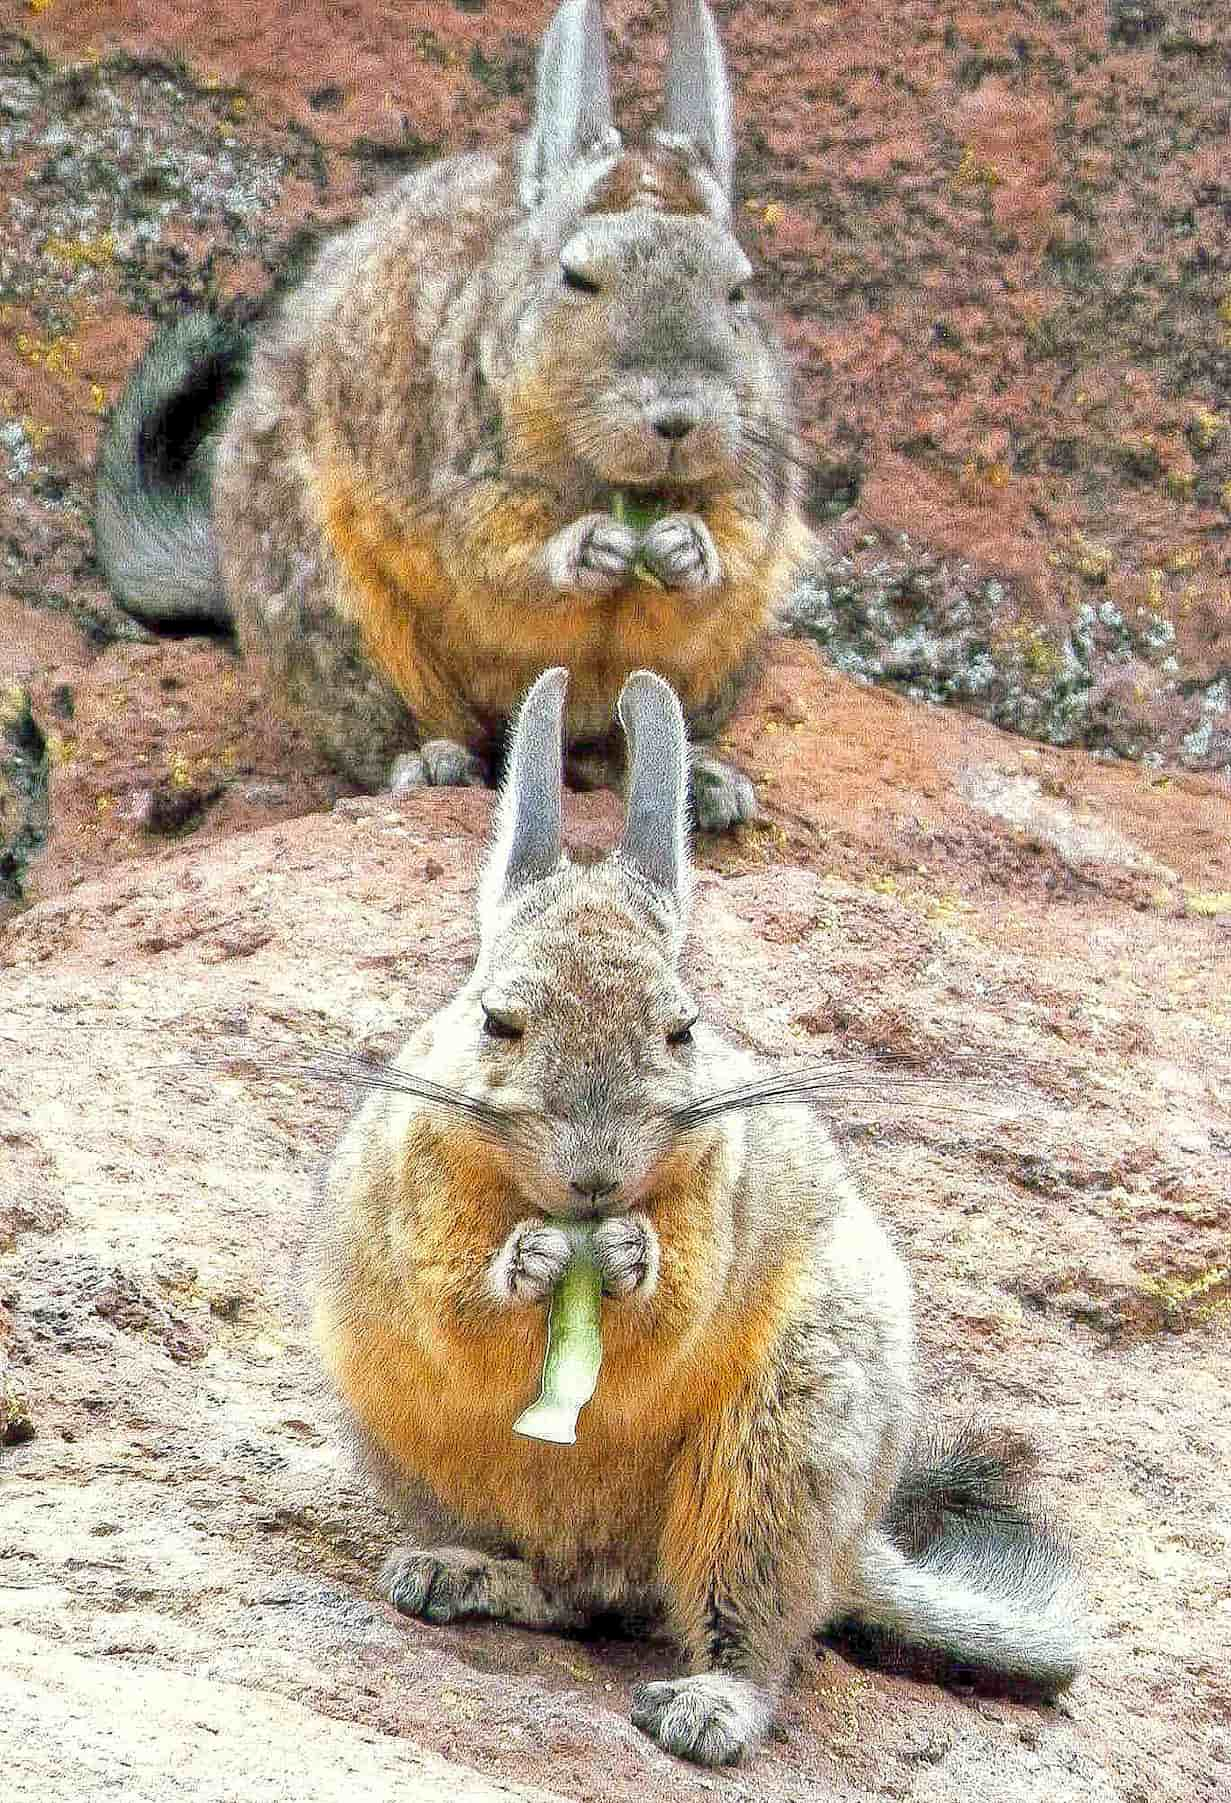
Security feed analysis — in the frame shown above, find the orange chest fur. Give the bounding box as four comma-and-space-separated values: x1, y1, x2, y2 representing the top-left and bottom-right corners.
314, 472, 779, 735
323, 1299, 685, 1561
321, 1240, 794, 1569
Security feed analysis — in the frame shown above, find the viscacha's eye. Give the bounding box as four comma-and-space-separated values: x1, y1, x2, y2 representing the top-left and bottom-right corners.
667, 1018, 697, 1048
482, 1007, 524, 1041
562, 263, 601, 295
728, 283, 748, 304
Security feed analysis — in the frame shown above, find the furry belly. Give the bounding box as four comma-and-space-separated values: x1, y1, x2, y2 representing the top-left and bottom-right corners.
318, 480, 771, 743
322, 1307, 673, 1583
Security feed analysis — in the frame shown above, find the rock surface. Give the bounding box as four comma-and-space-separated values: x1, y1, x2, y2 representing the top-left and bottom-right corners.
3, 652, 1229, 1801
4, 1635, 571, 1803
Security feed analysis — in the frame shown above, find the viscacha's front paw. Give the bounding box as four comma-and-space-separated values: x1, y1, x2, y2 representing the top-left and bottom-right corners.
487, 1218, 571, 1305
383, 1546, 496, 1623
543, 513, 639, 596
593, 1212, 659, 1300
631, 1673, 771, 1767
690, 754, 758, 835
637, 512, 722, 592
389, 739, 487, 793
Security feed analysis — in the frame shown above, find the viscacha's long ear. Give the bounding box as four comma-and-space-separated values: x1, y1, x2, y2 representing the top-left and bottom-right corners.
661, 0, 735, 200
480, 667, 568, 926
616, 670, 692, 916
521, 0, 617, 205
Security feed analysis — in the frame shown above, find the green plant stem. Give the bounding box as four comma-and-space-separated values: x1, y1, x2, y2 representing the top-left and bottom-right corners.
513, 1222, 603, 1445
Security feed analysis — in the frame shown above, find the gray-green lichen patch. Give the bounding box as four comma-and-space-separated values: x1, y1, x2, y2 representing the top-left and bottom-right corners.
784, 538, 1231, 772
1, 416, 43, 486
0, 39, 322, 325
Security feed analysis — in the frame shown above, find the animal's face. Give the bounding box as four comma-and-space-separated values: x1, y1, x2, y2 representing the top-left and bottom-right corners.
424, 664, 705, 1219
492, 198, 790, 497
553, 210, 755, 489
453, 875, 706, 1218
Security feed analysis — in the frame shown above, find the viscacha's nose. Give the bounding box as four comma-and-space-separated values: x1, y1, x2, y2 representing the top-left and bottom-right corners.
569, 1176, 619, 1206
650, 407, 696, 442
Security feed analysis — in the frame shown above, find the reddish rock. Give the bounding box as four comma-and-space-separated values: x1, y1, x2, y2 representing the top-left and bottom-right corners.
0, 0, 1224, 855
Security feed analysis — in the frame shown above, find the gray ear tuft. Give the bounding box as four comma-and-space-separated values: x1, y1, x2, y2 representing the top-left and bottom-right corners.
522, 0, 617, 204
617, 670, 691, 909
662, 0, 735, 199
482, 667, 568, 920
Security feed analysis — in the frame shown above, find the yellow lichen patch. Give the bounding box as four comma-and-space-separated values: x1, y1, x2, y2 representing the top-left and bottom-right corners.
958, 456, 1011, 504
2, 684, 30, 726
406, 29, 463, 71
725, 820, 790, 867
42, 234, 116, 271
953, 146, 1002, 189
1185, 890, 1231, 918
926, 892, 975, 925
1025, 633, 1062, 677
1069, 535, 1113, 583
15, 333, 81, 379
1116, 432, 1162, 476
1188, 409, 1224, 452
168, 750, 195, 791
547, 1653, 595, 1684
999, 621, 1063, 678
742, 198, 786, 232
1137, 1266, 1231, 1330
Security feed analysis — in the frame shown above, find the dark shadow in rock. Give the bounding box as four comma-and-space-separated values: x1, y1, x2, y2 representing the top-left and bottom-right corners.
0, 688, 50, 909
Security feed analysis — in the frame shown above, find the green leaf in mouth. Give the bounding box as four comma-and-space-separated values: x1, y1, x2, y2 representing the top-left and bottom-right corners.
610, 489, 670, 588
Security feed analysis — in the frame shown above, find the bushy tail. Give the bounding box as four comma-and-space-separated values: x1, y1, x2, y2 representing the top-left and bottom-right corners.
93, 313, 249, 627
834, 1426, 1088, 1697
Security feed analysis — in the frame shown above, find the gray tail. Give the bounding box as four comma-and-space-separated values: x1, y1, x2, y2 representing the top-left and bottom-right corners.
833, 1425, 1088, 1698
93, 313, 249, 628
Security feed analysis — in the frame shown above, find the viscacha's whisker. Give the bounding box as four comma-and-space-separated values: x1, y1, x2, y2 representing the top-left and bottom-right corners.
179, 1048, 531, 1152
670, 1061, 1023, 1136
